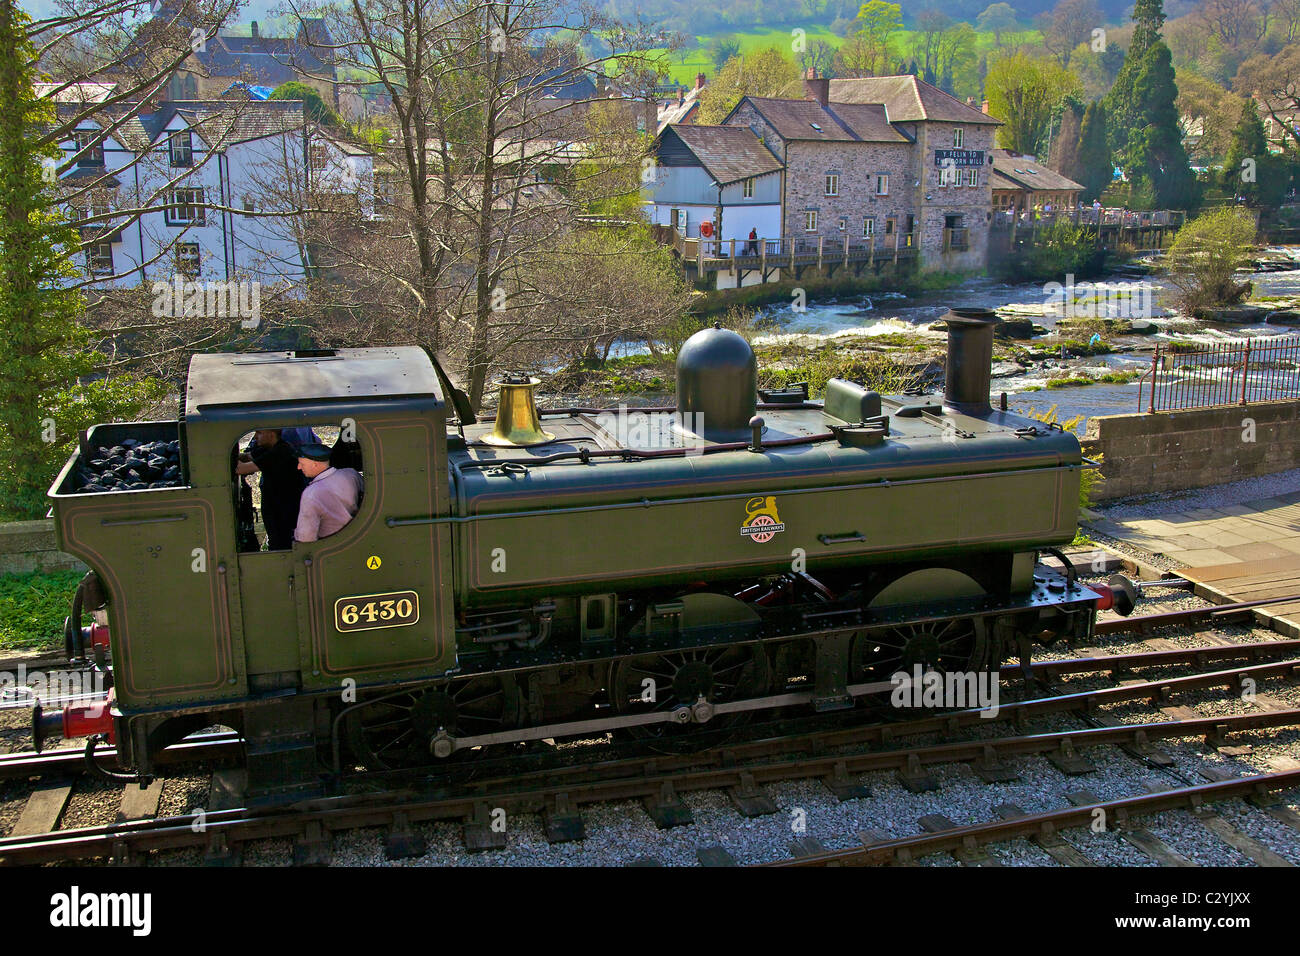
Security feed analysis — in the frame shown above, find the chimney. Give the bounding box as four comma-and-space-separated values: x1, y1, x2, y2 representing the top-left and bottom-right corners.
695, 72, 706, 90
678, 88, 684, 106
250, 20, 258, 38
981, 99, 990, 114
803, 67, 829, 107
966, 96, 975, 107
942, 308, 1000, 417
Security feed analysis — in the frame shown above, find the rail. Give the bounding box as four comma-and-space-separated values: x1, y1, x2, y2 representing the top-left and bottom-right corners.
1139, 333, 1300, 412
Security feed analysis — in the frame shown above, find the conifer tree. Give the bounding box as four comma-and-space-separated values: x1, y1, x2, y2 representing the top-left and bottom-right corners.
1075, 100, 1113, 202
0, 0, 162, 517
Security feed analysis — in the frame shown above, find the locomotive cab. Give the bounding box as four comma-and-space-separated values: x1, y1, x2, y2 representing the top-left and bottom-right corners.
47, 348, 460, 792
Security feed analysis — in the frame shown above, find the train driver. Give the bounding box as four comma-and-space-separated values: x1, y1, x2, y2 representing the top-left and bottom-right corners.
235, 428, 306, 551
294, 443, 364, 543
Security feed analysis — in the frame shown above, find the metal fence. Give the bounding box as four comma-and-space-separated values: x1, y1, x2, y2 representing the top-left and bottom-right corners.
1140, 334, 1300, 413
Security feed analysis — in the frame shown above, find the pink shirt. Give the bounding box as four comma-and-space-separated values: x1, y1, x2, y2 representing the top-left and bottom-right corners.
295, 467, 363, 542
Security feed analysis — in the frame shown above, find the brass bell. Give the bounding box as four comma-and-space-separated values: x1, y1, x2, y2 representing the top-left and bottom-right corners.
482, 372, 555, 446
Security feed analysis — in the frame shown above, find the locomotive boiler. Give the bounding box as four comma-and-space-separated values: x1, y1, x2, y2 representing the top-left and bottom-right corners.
38, 307, 1125, 803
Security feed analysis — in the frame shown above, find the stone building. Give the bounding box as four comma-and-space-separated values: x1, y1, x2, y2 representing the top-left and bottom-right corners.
716, 72, 1000, 272
990, 149, 1083, 213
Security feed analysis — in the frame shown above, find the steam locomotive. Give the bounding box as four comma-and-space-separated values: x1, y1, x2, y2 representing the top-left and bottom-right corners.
39, 307, 1127, 803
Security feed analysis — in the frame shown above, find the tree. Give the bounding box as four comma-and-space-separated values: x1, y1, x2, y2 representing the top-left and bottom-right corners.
1175, 69, 1245, 160
697, 46, 802, 124
1105, 0, 1164, 161
1074, 99, 1113, 201
984, 53, 1082, 155
851, 0, 902, 76
0, 0, 162, 518
708, 35, 742, 71
1234, 45, 1300, 153
910, 9, 951, 80
1123, 42, 1198, 208
936, 21, 977, 95
1221, 99, 1287, 206
797, 39, 838, 78
269, 81, 341, 128
1163, 206, 1257, 312
1041, 0, 1103, 66
976, 2, 1019, 43
281, 0, 672, 409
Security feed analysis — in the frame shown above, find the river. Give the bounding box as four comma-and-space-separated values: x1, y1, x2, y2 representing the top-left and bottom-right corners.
753, 248, 1300, 425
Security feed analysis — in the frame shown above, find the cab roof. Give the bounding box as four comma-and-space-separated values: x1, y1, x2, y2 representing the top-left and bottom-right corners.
184, 348, 443, 418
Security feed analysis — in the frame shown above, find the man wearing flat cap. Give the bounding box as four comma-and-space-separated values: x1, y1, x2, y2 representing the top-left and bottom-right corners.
294, 443, 364, 543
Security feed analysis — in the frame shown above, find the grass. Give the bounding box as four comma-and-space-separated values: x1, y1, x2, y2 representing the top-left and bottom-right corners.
649, 26, 1042, 87
0, 569, 84, 651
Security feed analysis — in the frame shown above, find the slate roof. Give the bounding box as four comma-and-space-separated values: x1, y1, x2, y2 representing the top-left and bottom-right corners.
826, 75, 1001, 125
169, 100, 307, 146
732, 96, 910, 143
663, 124, 783, 185
990, 149, 1083, 192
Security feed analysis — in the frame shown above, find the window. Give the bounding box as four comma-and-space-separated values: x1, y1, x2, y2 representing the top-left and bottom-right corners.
72, 131, 103, 167
838, 217, 846, 231
953, 127, 965, 148
939, 165, 954, 187
166, 188, 205, 225
233, 424, 365, 552
309, 141, 328, 171
863, 218, 874, 238
742, 178, 754, 198
965, 169, 978, 187
169, 131, 193, 168
875, 174, 889, 196
176, 242, 200, 276
804, 209, 818, 232
373, 172, 399, 216
825, 173, 839, 196
87, 242, 113, 276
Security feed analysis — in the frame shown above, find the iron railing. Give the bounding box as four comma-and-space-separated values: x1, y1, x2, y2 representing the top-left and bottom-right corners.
1139, 334, 1300, 412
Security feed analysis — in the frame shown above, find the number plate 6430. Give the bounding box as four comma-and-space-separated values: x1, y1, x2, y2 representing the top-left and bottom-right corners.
334, 591, 420, 632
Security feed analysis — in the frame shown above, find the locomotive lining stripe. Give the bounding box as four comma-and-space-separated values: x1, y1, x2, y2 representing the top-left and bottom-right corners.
450, 450, 1078, 511
59, 497, 233, 698
396, 460, 1080, 526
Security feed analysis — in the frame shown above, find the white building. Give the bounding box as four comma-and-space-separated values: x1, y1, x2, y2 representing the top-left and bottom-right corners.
644, 124, 784, 246
48, 93, 371, 293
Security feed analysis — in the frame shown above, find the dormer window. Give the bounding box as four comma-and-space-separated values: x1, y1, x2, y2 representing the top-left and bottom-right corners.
169, 131, 193, 168
72, 131, 103, 167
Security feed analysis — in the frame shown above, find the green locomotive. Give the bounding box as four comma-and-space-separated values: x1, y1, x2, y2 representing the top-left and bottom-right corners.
39, 308, 1123, 803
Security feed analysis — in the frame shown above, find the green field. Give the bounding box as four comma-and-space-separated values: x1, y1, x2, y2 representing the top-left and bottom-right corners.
650, 25, 1042, 87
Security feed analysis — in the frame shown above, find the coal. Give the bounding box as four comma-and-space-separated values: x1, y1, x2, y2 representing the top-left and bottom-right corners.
74, 433, 184, 494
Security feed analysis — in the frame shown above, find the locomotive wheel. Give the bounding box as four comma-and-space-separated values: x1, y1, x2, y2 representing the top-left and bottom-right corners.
849, 617, 986, 684
609, 644, 770, 753
851, 568, 990, 684
343, 675, 522, 769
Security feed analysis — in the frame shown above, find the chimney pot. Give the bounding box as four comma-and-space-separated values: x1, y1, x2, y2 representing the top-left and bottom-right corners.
803, 71, 829, 107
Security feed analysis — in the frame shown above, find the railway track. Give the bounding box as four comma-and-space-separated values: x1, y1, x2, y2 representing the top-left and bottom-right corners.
2, 634, 1299, 865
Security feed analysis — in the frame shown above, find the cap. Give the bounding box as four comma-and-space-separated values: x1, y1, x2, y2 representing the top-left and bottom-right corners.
295, 442, 333, 462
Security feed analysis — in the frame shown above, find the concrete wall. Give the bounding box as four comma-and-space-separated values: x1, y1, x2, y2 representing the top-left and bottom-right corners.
0, 521, 86, 576
1083, 400, 1300, 501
